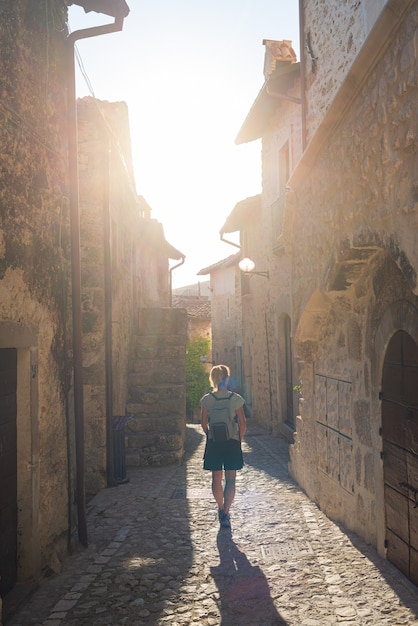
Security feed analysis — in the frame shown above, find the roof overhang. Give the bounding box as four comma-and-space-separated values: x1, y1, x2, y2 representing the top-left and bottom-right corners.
165, 242, 185, 261
198, 252, 242, 277
235, 62, 300, 145
220, 194, 261, 235
139, 220, 185, 260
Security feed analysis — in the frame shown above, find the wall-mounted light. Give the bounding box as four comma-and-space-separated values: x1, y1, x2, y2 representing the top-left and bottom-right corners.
239, 257, 269, 279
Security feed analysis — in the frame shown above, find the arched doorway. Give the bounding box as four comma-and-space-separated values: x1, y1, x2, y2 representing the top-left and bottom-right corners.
283, 315, 294, 427
382, 330, 418, 584
276, 314, 294, 429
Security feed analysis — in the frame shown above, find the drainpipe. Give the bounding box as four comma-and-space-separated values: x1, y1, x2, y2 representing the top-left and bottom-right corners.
103, 137, 116, 487
169, 256, 186, 306
67, 13, 126, 548
299, 0, 307, 150
220, 233, 241, 250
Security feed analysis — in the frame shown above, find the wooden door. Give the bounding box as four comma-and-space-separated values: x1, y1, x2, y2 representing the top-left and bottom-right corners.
382, 331, 418, 584
284, 315, 294, 427
0, 348, 18, 597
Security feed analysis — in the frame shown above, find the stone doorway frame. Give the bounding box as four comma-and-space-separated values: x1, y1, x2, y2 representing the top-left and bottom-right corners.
0, 322, 40, 590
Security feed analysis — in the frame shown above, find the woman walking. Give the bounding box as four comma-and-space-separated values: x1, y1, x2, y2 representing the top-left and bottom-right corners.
200, 365, 246, 529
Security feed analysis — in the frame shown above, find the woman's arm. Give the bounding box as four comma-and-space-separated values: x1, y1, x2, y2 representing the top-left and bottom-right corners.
201, 406, 209, 435
236, 406, 246, 441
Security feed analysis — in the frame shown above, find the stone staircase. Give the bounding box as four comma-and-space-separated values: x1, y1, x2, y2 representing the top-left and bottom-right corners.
125, 308, 187, 467
327, 246, 381, 291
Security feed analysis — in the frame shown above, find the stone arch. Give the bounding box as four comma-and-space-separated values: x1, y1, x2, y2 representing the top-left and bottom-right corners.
374, 300, 418, 384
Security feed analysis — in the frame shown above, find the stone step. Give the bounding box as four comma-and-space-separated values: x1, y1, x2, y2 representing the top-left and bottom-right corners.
126, 429, 183, 449
125, 414, 185, 435
126, 444, 183, 468
327, 247, 380, 291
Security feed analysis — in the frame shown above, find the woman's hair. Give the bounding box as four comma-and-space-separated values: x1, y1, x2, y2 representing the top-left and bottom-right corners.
209, 364, 230, 390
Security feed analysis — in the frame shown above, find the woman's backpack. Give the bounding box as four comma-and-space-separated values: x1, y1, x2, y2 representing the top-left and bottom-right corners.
208, 392, 238, 442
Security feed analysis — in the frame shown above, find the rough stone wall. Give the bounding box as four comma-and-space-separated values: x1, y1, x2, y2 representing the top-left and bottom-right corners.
0, 0, 73, 596
77, 98, 142, 494
257, 82, 302, 434
302, 0, 385, 142
77, 98, 175, 494
188, 317, 211, 343
262, 76, 303, 207
240, 209, 274, 423
240, 85, 300, 431
291, 3, 417, 313
126, 308, 187, 466
288, 2, 417, 548
210, 266, 242, 379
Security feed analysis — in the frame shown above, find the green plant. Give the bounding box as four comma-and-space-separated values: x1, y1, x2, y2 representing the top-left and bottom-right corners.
185, 336, 210, 419
293, 378, 303, 394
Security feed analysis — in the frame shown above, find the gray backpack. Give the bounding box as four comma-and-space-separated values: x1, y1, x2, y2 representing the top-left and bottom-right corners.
208, 392, 238, 442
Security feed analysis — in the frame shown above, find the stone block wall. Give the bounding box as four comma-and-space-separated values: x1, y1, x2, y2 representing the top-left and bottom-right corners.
303, 0, 386, 142
210, 266, 242, 378
126, 308, 187, 466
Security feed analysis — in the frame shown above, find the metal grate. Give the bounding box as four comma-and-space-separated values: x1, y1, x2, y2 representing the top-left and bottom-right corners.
261, 541, 314, 559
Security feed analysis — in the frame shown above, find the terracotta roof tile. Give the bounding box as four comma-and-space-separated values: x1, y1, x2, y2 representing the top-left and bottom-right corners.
172, 296, 211, 320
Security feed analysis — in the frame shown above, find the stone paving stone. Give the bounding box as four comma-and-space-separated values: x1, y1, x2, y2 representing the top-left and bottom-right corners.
6, 422, 418, 625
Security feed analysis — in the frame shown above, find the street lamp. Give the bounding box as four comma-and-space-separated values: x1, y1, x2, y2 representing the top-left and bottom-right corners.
239, 257, 269, 279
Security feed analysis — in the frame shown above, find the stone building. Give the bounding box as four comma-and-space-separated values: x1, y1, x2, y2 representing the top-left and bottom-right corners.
172, 289, 211, 344
0, 3, 187, 621
77, 97, 186, 493
221, 1, 418, 585
224, 47, 301, 441
198, 252, 245, 391
0, 3, 72, 617
171, 291, 211, 423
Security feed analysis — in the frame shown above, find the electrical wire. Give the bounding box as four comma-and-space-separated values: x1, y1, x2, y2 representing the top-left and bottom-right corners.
69, 33, 140, 205
74, 45, 97, 98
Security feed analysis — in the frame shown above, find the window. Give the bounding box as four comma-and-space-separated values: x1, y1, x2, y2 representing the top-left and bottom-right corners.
271, 141, 289, 241
278, 141, 289, 195
241, 272, 251, 296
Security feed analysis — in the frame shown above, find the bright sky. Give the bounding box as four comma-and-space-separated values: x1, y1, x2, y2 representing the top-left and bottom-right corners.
67, 1, 300, 288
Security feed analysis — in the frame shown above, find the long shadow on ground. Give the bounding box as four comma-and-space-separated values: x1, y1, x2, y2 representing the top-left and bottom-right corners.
211, 528, 288, 625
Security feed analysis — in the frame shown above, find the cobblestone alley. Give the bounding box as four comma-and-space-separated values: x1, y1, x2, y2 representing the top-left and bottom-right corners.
6, 423, 418, 625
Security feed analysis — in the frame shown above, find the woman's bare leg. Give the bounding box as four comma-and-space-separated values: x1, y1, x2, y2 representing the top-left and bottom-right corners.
223, 470, 237, 514
212, 470, 224, 510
